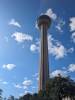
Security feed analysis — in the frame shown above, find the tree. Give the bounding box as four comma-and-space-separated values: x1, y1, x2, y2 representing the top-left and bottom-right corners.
8, 95, 15, 100
46, 75, 75, 100
19, 76, 75, 100
19, 93, 32, 100
31, 93, 39, 100
0, 89, 3, 100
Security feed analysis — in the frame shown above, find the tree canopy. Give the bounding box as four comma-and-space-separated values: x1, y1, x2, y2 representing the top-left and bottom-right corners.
0, 76, 75, 100
19, 75, 75, 100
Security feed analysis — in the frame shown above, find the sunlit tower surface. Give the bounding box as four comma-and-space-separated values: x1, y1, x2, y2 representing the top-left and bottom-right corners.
37, 15, 51, 91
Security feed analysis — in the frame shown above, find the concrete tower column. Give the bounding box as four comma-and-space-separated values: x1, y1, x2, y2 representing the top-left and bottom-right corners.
37, 15, 51, 91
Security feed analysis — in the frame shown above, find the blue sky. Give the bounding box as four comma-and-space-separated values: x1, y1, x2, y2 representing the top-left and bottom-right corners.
0, 0, 75, 98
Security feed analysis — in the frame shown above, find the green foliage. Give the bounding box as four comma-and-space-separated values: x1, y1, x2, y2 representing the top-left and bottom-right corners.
19, 76, 75, 100
0, 76, 75, 100
46, 76, 75, 100
8, 95, 15, 100
38, 90, 46, 97
19, 93, 32, 100
0, 89, 3, 100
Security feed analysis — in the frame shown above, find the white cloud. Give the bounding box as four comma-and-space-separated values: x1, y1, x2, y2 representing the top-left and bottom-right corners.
22, 79, 32, 90
30, 35, 74, 59
3, 64, 16, 70
67, 47, 74, 53
56, 25, 62, 32
33, 73, 39, 81
33, 73, 38, 77
30, 44, 39, 52
22, 79, 32, 86
14, 84, 22, 89
54, 45, 66, 59
36, 77, 39, 81
9, 19, 21, 28
56, 19, 65, 32
2, 81, 8, 85
50, 64, 75, 78
71, 32, 75, 43
23, 86, 28, 89
14, 83, 27, 90
35, 21, 39, 29
14, 78, 32, 90
69, 17, 75, 32
69, 17, 75, 43
48, 35, 74, 59
11, 32, 33, 43
49, 43, 67, 59
0, 79, 8, 85
30, 40, 40, 52
31, 86, 36, 89
45, 8, 57, 20
68, 64, 75, 72
51, 69, 67, 77
24, 90, 32, 94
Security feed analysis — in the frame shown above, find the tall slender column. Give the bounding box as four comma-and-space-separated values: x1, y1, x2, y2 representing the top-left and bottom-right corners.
37, 15, 51, 91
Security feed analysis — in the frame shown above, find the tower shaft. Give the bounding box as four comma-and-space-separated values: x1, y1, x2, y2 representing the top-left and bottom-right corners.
37, 15, 51, 92
39, 24, 49, 91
